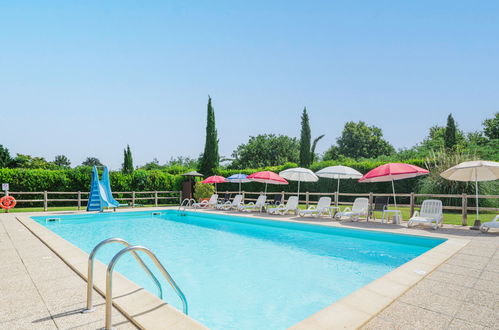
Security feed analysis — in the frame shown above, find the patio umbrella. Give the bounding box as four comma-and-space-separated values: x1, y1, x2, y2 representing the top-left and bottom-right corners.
440, 160, 499, 229
201, 175, 228, 192
279, 168, 318, 198
359, 163, 429, 208
247, 171, 288, 193
226, 173, 251, 193
316, 165, 363, 195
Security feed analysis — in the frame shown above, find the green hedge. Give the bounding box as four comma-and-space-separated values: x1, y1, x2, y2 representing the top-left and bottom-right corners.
0, 168, 181, 192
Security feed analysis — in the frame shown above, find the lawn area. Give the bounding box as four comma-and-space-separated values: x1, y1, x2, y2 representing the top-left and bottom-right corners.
297, 204, 497, 226
4, 204, 176, 214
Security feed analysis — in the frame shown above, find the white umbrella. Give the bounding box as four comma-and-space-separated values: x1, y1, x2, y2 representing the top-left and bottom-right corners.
279, 168, 319, 198
440, 160, 499, 229
315, 165, 363, 196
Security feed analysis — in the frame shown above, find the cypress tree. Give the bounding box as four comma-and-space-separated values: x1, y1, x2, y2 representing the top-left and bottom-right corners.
299, 107, 311, 167
199, 96, 219, 176
122, 144, 134, 174
444, 114, 457, 150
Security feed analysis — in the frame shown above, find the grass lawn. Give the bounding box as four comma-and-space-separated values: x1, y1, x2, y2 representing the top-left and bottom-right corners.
297, 204, 496, 226
5, 204, 496, 226
4, 204, 176, 214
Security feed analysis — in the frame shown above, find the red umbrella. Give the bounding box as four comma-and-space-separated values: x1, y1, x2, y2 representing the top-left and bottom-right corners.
201, 175, 228, 184
247, 171, 288, 193
201, 175, 228, 192
359, 163, 429, 208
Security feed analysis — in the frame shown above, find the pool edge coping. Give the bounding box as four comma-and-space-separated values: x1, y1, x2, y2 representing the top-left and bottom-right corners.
18, 209, 470, 330
15, 215, 208, 330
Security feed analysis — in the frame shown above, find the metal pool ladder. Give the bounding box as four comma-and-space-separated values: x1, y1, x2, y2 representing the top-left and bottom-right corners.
84, 238, 188, 330
178, 198, 196, 215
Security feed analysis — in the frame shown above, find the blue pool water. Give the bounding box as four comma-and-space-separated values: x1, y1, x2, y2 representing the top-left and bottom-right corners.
33, 210, 444, 329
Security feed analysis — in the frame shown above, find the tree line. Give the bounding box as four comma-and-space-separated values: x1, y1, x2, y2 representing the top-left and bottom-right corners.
0, 97, 497, 177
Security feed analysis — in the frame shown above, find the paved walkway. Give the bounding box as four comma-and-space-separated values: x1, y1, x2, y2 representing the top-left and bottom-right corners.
362, 226, 499, 329
1, 209, 498, 329
0, 214, 136, 329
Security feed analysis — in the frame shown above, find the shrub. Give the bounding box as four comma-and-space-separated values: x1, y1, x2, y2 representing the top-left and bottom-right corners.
193, 182, 215, 200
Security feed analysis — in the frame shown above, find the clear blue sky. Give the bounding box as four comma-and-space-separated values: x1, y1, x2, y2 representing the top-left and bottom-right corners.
2, 1, 498, 169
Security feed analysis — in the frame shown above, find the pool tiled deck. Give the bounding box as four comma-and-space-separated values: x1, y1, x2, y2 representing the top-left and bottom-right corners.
0, 213, 136, 329
1, 208, 498, 329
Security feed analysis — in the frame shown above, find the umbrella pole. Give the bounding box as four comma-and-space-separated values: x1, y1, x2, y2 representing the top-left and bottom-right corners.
391, 179, 397, 209
471, 170, 481, 230
297, 180, 301, 199
265, 183, 267, 194
239, 182, 241, 194
336, 178, 340, 207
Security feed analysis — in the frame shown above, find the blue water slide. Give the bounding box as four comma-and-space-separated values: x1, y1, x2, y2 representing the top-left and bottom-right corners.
86, 166, 120, 211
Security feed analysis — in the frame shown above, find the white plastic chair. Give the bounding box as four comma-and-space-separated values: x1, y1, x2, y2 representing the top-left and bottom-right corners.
480, 215, 499, 233
192, 194, 218, 208
334, 198, 369, 222
408, 199, 443, 230
239, 195, 267, 212
267, 196, 299, 216
298, 197, 332, 218
217, 194, 243, 210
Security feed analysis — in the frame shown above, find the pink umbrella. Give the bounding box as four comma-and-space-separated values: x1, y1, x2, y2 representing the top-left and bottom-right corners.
359, 163, 429, 208
247, 171, 288, 193
201, 175, 228, 191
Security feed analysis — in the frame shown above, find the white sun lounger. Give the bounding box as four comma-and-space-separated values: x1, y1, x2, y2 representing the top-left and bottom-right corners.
267, 196, 299, 216
298, 197, 332, 218
480, 215, 499, 233
407, 199, 443, 230
216, 194, 243, 210
334, 198, 369, 222
192, 194, 218, 208
239, 195, 267, 212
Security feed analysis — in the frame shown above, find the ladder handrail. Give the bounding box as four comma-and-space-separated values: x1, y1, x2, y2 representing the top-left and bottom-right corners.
105, 245, 188, 329
178, 198, 196, 213
84, 238, 163, 312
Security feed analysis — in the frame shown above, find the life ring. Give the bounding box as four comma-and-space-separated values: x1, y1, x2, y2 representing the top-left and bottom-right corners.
0, 196, 17, 209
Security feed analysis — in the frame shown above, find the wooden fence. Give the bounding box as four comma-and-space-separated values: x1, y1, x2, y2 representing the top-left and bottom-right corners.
4, 190, 182, 211
4, 189, 498, 226
216, 190, 499, 226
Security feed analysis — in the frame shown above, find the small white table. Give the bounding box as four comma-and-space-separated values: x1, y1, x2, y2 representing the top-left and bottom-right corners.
382, 210, 402, 224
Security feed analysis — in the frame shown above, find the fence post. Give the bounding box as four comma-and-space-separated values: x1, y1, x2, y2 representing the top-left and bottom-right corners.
335, 192, 339, 207
154, 191, 158, 207
368, 192, 373, 221
462, 193, 467, 226
77, 191, 81, 210
281, 191, 285, 203
43, 191, 48, 211
242, 191, 245, 203
410, 192, 415, 217
305, 192, 309, 208
131, 191, 135, 208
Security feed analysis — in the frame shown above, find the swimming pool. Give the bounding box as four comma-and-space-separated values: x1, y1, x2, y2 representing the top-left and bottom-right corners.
33, 210, 445, 330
